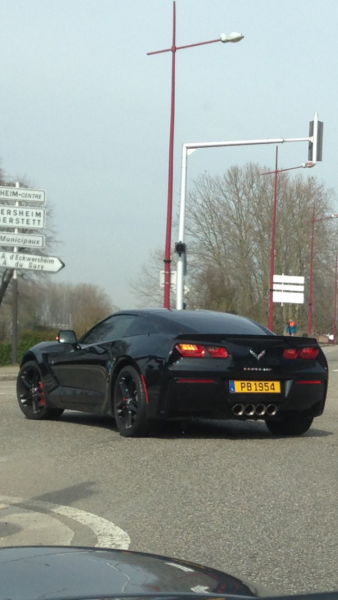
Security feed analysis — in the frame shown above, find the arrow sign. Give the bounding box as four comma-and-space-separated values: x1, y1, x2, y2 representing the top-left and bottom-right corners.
0, 251, 64, 273
0, 186, 46, 203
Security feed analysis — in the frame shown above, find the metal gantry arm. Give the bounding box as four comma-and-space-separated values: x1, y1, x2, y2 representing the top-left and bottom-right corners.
176, 130, 316, 311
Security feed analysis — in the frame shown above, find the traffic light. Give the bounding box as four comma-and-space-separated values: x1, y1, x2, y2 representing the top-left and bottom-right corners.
308, 113, 324, 163
175, 242, 186, 256
175, 242, 187, 276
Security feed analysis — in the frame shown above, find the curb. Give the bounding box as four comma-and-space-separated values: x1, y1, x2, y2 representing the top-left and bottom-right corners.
0, 367, 19, 382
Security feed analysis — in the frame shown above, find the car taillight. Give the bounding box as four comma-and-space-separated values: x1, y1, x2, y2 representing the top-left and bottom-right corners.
283, 349, 299, 359
175, 344, 229, 358
206, 346, 229, 358
283, 347, 319, 360
175, 344, 206, 358
300, 347, 319, 360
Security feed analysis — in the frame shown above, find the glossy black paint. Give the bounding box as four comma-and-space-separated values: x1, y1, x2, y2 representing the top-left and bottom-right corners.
18, 309, 328, 430
0, 546, 268, 599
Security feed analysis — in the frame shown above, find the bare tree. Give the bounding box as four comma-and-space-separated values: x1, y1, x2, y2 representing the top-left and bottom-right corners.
130, 248, 178, 308
16, 280, 116, 338
131, 162, 338, 334
185, 164, 337, 332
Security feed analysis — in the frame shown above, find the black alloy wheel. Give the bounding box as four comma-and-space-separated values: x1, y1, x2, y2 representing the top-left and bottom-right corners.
17, 360, 64, 420
265, 415, 313, 436
114, 365, 153, 437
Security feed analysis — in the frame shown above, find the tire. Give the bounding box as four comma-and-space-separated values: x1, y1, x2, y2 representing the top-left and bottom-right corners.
114, 365, 154, 437
17, 360, 64, 421
265, 415, 313, 436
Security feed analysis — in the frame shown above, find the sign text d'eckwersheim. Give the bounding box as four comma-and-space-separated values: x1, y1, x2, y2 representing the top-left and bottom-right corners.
0, 251, 64, 272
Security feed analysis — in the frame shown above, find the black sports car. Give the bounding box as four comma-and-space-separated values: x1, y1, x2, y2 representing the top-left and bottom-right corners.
16, 309, 328, 437
0, 545, 271, 599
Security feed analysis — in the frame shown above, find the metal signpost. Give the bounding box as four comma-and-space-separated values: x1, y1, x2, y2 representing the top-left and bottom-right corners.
0, 184, 65, 363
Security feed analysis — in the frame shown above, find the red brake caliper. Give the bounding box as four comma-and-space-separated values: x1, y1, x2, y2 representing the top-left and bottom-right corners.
39, 382, 45, 406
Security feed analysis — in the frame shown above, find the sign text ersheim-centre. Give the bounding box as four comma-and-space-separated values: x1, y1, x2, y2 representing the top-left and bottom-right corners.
0, 186, 46, 203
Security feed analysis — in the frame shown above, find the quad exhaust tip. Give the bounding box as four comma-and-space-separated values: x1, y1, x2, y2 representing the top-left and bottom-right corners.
232, 403, 278, 417
266, 404, 278, 416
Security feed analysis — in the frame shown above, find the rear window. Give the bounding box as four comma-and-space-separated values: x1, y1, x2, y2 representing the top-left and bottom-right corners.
162, 311, 273, 336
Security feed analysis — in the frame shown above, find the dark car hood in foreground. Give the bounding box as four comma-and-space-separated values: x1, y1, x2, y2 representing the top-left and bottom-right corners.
0, 546, 272, 600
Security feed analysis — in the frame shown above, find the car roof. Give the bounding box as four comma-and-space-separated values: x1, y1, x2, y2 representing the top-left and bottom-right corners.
113, 309, 272, 336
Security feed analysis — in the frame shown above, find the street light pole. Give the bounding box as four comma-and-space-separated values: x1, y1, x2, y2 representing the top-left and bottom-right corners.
148, 1, 243, 309
334, 254, 338, 344
260, 157, 315, 331
269, 146, 278, 332
309, 203, 316, 335
12, 181, 20, 364
305, 206, 338, 335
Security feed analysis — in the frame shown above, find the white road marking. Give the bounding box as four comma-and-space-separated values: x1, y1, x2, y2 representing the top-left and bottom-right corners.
0, 495, 130, 549
0, 508, 75, 546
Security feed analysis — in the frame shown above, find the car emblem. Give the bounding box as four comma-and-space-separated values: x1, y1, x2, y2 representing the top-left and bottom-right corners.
249, 349, 266, 361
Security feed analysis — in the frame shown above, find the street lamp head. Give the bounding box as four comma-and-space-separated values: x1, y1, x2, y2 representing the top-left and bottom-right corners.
302, 162, 316, 168
220, 32, 244, 43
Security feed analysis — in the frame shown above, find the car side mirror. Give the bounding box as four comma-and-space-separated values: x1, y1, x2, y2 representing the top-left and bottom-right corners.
57, 330, 78, 345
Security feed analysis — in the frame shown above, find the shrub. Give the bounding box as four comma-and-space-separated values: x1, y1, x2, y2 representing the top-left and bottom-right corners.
17, 329, 58, 363
0, 329, 58, 366
0, 342, 12, 366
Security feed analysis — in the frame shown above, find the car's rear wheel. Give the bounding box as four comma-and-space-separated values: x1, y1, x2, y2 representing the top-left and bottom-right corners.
17, 361, 64, 420
265, 415, 313, 436
114, 365, 154, 437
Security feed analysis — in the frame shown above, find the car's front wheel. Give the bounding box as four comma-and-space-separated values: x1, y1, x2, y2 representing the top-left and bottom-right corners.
17, 360, 64, 420
114, 365, 155, 437
265, 415, 313, 436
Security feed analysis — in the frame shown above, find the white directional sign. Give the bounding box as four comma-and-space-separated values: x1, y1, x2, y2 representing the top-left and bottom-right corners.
0, 186, 46, 203
160, 270, 177, 288
273, 275, 304, 304
0, 232, 45, 249
0, 251, 64, 272
0, 206, 45, 229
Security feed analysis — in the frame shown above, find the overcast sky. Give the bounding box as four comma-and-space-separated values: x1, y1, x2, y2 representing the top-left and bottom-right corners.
0, 0, 337, 309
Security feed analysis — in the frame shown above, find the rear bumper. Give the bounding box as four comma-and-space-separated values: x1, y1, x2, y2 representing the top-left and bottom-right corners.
158, 376, 327, 421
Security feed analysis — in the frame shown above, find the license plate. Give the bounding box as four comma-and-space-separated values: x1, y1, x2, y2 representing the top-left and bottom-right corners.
229, 381, 281, 393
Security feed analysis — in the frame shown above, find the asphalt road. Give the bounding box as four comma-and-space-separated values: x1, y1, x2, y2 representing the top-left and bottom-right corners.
1, 347, 338, 596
